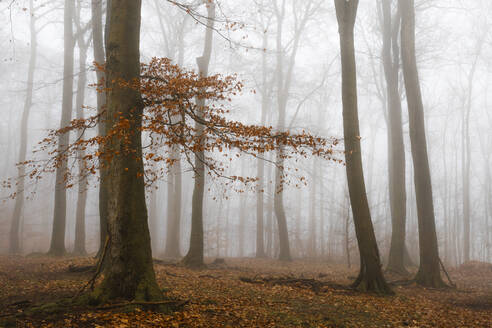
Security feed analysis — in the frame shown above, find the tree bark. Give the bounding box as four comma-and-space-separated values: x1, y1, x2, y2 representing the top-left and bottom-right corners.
90, 0, 163, 303
73, 4, 89, 255
182, 1, 215, 268
380, 0, 407, 274
49, 0, 75, 256
92, 0, 109, 259
163, 151, 182, 258
9, 0, 37, 255
255, 28, 270, 259
399, 0, 445, 288
334, 0, 392, 294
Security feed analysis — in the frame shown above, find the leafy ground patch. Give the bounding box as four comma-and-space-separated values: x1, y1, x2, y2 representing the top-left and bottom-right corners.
0, 256, 491, 327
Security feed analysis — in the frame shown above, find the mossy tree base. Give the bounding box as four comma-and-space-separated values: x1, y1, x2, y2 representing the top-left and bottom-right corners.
414, 269, 447, 289
352, 264, 394, 295
182, 252, 205, 269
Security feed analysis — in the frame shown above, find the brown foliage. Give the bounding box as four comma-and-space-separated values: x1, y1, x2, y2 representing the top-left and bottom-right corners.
6, 58, 340, 195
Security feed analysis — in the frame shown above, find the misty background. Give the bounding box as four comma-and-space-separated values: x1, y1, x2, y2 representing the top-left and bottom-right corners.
0, 0, 491, 267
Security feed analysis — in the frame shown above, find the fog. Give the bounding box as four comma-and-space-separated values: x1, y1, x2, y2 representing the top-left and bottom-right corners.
1, 0, 491, 270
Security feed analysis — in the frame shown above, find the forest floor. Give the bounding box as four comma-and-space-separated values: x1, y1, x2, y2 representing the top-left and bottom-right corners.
0, 256, 491, 327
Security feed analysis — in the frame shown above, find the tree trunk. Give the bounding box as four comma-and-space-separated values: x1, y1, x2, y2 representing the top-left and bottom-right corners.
73, 6, 89, 255
255, 29, 269, 259
49, 0, 75, 256
163, 150, 182, 258
90, 0, 163, 303
380, 0, 408, 274
335, 0, 392, 294
182, 1, 215, 268
92, 0, 109, 259
461, 29, 486, 262
9, 0, 37, 255
308, 159, 317, 257
399, 0, 445, 288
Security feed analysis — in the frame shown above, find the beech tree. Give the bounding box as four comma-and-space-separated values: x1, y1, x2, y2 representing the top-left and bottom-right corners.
91, 0, 108, 259
182, 0, 216, 268
17, 0, 337, 302
334, 0, 392, 294
399, 0, 445, 288
73, 1, 91, 255
49, 0, 74, 256
9, 0, 37, 255
379, 0, 408, 274
91, 0, 163, 302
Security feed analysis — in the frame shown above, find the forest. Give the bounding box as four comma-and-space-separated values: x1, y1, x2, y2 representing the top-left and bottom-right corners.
0, 0, 491, 327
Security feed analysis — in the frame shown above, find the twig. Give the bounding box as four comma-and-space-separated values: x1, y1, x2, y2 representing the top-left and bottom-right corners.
439, 257, 456, 288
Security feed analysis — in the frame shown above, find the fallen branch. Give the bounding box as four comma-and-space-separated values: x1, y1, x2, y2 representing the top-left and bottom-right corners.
388, 279, 415, 286
95, 299, 189, 310
73, 236, 109, 298
439, 257, 456, 288
239, 276, 348, 293
68, 264, 95, 273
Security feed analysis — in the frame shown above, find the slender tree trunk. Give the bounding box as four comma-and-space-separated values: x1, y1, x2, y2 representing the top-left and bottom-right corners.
90, 0, 163, 303
148, 186, 159, 253
163, 152, 182, 258
49, 0, 75, 256
73, 8, 89, 255
399, 0, 445, 288
335, 0, 392, 294
162, 0, 186, 261
255, 30, 269, 259
380, 0, 407, 274
182, 1, 215, 268
92, 0, 108, 259
308, 159, 317, 257
9, 0, 37, 255
461, 30, 486, 262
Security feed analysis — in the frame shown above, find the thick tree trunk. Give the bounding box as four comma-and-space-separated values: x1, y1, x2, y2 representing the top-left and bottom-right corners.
73, 10, 89, 255
335, 0, 392, 294
90, 0, 163, 303
49, 0, 75, 256
9, 0, 37, 255
399, 0, 446, 288
380, 0, 408, 274
182, 1, 215, 268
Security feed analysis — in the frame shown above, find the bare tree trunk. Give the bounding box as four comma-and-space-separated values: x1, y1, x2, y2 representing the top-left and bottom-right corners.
380, 0, 407, 274
255, 29, 270, 259
73, 4, 89, 255
399, 0, 445, 288
90, 0, 163, 303
308, 159, 317, 257
163, 152, 182, 258
49, 0, 75, 256
461, 29, 486, 262
335, 0, 392, 294
183, 1, 215, 268
161, 1, 187, 261
9, 0, 37, 255
344, 195, 351, 268
92, 0, 109, 259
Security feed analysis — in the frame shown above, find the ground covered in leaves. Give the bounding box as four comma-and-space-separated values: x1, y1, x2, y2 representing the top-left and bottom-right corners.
1, 256, 491, 327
